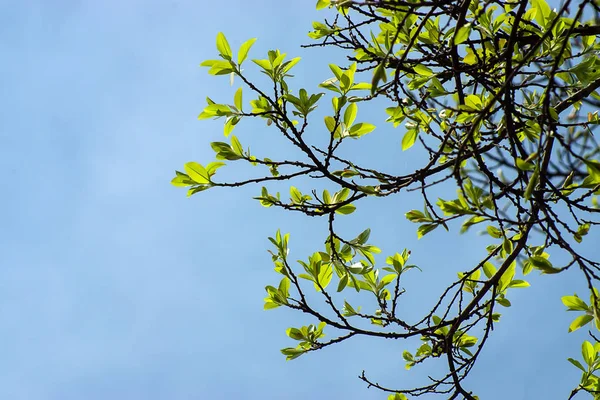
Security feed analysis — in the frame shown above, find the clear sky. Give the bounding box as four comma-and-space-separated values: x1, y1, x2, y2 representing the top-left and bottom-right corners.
1, 1, 597, 399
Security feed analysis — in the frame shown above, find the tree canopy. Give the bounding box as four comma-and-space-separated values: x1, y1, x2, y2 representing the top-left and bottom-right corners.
172, 0, 600, 398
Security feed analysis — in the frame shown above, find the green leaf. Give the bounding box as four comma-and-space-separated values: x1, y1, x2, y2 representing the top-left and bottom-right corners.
205, 162, 225, 177
333, 169, 359, 178
483, 262, 497, 279
336, 204, 356, 215
348, 122, 375, 137
388, 394, 408, 400
323, 189, 332, 204
575, 223, 591, 243
350, 82, 372, 91
344, 103, 358, 127
205, 60, 235, 76
497, 296, 511, 307
562, 295, 589, 311
171, 171, 196, 187
200, 104, 232, 119
438, 198, 471, 216
508, 279, 530, 288
402, 129, 418, 150
463, 48, 478, 65
338, 275, 349, 293
324, 116, 340, 136
264, 299, 281, 310
281, 57, 301, 74
516, 158, 535, 171
329, 64, 343, 80
290, 186, 303, 203
585, 160, 600, 183
271, 52, 286, 69
340, 66, 355, 92
334, 188, 350, 203
211, 142, 241, 160
316, 263, 333, 291
223, 117, 236, 136
186, 185, 210, 197
464, 94, 483, 110
417, 224, 438, 239
320, 77, 341, 93
216, 32, 232, 60
237, 38, 257, 65
316, 0, 331, 10
356, 229, 371, 244
524, 167, 539, 201
281, 347, 305, 360
414, 64, 433, 76
405, 210, 430, 223
234, 87, 243, 110
568, 315, 594, 333
531, 0, 552, 26
253, 58, 272, 72
380, 273, 397, 288
487, 225, 503, 238
529, 256, 560, 274
454, 24, 471, 45
371, 62, 387, 95
502, 237, 513, 254
231, 135, 244, 156
278, 277, 290, 297
583, 341, 596, 366
461, 216, 487, 234
184, 162, 210, 184
342, 299, 356, 314
498, 262, 516, 292
286, 327, 304, 340
568, 357, 586, 372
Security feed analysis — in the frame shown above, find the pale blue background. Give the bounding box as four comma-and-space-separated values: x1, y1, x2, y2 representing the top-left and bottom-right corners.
0, 1, 596, 399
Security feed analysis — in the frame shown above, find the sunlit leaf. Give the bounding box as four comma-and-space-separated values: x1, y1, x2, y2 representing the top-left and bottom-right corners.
216, 32, 232, 60
568, 315, 594, 333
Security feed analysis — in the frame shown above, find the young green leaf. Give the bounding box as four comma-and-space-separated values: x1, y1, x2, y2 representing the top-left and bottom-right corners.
329, 64, 344, 80
231, 135, 244, 156
483, 262, 497, 279
568, 357, 586, 372
216, 32, 232, 60
414, 64, 434, 76
336, 204, 356, 215
371, 62, 387, 95
508, 279, 530, 288
171, 172, 195, 187
524, 167, 539, 201
281, 57, 301, 74
402, 129, 418, 150
417, 224, 438, 239
344, 103, 358, 127
348, 122, 375, 137
498, 262, 516, 292
316, 0, 331, 10
234, 87, 243, 111
562, 295, 589, 311
237, 38, 257, 65
568, 315, 594, 333
206, 162, 225, 177
454, 24, 471, 45
582, 341, 596, 366
290, 186, 303, 203
184, 162, 210, 184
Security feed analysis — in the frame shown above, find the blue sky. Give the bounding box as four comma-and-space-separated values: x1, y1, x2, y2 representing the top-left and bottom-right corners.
0, 1, 597, 399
